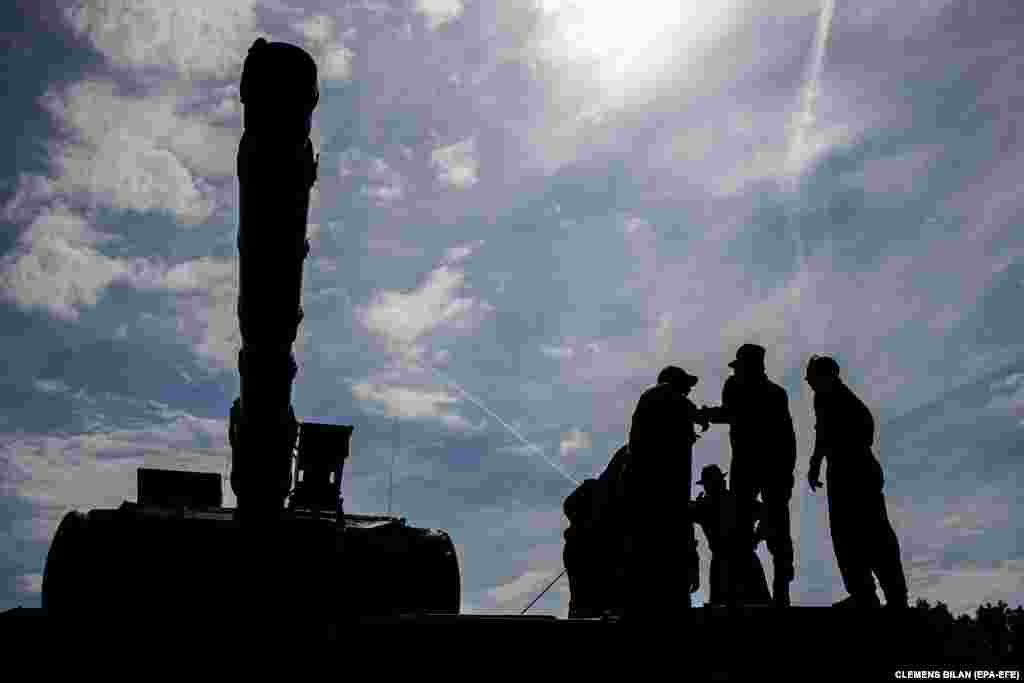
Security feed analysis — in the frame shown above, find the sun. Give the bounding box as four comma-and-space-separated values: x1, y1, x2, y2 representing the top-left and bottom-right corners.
540, 0, 730, 84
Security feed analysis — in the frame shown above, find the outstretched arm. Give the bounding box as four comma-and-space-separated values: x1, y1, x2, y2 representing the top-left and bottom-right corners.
702, 379, 734, 425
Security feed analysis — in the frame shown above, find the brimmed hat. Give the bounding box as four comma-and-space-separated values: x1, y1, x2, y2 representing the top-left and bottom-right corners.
657, 365, 699, 389
696, 464, 727, 486
728, 343, 766, 369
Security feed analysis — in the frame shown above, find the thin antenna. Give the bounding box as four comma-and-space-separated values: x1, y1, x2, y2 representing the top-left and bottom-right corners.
521, 569, 567, 615
388, 416, 397, 515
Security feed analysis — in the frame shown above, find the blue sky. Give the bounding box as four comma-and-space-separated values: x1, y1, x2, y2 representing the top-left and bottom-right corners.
1, 0, 1022, 615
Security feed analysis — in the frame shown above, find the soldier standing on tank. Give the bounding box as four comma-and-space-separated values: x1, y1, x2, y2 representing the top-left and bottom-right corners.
625, 366, 708, 619
562, 445, 632, 617
691, 464, 771, 606
703, 344, 797, 607
805, 355, 908, 608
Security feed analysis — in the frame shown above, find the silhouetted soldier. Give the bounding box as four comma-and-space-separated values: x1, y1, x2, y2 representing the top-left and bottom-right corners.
703, 344, 797, 607
626, 366, 707, 619
564, 478, 601, 617
563, 445, 632, 617
805, 355, 908, 608
691, 465, 771, 606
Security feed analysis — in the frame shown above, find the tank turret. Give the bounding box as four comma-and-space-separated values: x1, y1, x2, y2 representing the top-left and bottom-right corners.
40, 39, 460, 620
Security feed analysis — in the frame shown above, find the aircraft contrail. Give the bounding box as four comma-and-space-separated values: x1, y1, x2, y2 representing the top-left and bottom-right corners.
784, 0, 836, 273
787, 0, 836, 186
428, 365, 581, 487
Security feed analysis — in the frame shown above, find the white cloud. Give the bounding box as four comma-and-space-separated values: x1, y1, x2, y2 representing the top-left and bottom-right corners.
291, 14, 355, 82
351, 382, 458, 418
350, 381, 479, 431
63, 0, 257, 79
36, 79, 233, 222
1, 414, 234, 544
432, 137, 479, 189
444, 240, 484, 265
0, 208, 130, 320
293, 13, 335, 45
343, 154, 406, 203
2, 196, 239, 363
415, 0, 464, 30
559, 429, 591, 458
357, 264, 493, 353
159, 258, 239, 369
322, 45, 355, 81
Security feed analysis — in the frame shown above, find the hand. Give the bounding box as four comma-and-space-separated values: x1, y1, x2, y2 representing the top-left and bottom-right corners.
696, 407, 711, 432
808, 471, 823, 492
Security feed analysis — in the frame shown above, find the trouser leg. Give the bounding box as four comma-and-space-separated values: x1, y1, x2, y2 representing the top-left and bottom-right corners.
870, 491, 908, 604
762, 479, 795, 580
729, 468, 757, 599
747, 551, 771, 603
827, 483, 877, 599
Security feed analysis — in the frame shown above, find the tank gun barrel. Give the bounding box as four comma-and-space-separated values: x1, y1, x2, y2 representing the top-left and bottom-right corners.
231, 38, 319, 514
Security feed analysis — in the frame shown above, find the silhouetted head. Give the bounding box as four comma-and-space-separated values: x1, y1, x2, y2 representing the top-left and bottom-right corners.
805, 355, 841, 392
696, 464, 728, 494
728, 343, 766, 380
658, 365, 698, 395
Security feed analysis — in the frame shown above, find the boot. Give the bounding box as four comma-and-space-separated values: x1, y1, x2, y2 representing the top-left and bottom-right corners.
832, 593, 881, 608
884, 594, 908, 610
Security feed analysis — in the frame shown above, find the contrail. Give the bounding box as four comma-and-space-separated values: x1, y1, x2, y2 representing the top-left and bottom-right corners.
783, 0, 836, 271
786, 0, 836, 187
428, 366, 581, 487
778, 0, 837, 340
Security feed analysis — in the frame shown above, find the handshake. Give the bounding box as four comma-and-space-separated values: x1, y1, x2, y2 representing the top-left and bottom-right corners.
693, 405, 724, 433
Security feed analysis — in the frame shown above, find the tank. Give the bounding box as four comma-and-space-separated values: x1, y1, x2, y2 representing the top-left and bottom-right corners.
39, 39, 460, 620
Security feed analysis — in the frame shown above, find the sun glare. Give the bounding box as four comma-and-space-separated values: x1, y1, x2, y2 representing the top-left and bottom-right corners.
541, 0, 733, 85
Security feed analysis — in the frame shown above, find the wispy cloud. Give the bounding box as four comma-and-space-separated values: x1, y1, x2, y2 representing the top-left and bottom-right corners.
356, 258, 493, 357
414, 0, 464, 31
431, 137, 479, 190
350, 380, 478, 431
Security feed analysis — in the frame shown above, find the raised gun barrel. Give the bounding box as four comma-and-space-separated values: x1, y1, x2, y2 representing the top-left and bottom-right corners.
232, 38, 319, 514
39, 39, 461, 623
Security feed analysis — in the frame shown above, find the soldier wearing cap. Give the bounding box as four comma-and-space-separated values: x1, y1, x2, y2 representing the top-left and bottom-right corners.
805, 355, 908, 608
625, 365, 708, 618
691, 464, 771, 606
703, 344, 797, 607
